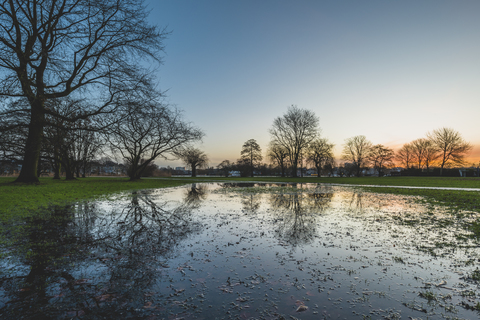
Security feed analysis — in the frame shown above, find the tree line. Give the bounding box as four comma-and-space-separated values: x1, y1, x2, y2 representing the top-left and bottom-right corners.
0, 0, 206, 182
216, 106, 473, 178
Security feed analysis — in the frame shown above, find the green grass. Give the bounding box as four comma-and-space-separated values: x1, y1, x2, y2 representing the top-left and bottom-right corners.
0, 177, 193, 221
204, 176, 480, 188
2, 175, 480, 221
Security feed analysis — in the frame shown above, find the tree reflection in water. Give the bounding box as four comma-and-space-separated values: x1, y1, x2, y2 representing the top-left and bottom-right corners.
0, 190, 202, 319
270, 185, 333, 247
184, 183, 207, 209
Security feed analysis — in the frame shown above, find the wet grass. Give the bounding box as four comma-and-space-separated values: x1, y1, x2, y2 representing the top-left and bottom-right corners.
0, 177, 191, 221
188, 176, 480, 188
2, 175, 480, 221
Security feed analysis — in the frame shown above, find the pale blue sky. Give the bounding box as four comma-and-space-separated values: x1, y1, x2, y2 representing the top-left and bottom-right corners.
146, 0, 480, 167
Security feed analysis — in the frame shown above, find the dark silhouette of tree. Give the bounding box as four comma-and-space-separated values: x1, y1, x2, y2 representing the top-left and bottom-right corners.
342, 135, 372, 177
269, 106, 320, 177
106, 102, 203, 180
0, 0, 167, 183
367, 144, 394, 176
240, 139, 263, 177
307, 138, 334, 177
428, 127, 472, 175
411, 138, 429, 170
267, 142, 289, 177
217, 160, 232, 177
396, 142, 414, 169
177, 147, 208, 177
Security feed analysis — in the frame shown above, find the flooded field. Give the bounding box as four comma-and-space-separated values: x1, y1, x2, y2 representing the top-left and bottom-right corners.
1, 183, 480, 319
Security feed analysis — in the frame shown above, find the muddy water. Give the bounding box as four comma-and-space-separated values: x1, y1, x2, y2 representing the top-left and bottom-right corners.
1, 183, 480, 319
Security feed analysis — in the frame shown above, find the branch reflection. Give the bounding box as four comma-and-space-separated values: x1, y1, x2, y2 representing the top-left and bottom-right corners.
0, 191, 202, 319
270, 185, 333, 247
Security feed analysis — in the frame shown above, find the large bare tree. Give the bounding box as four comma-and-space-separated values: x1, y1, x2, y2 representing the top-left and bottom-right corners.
269, 106, 320, 177
106, 103, 203, 180
341, 135, 372, 177
240, 139, 262, 177
0, 0, 166, 182
427, 127, 472, 175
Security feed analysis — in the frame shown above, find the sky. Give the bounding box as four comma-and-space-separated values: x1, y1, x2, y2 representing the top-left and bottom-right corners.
145, 0, 480, 168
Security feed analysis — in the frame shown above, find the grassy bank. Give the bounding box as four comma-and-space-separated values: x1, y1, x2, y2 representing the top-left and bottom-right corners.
0, 177, 192, 221
1, 176, 480, 220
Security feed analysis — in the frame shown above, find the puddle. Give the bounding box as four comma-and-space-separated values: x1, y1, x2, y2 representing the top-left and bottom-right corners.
1, 183, 480, 319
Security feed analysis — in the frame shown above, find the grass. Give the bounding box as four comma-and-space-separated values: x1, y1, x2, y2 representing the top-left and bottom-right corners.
2, 175, 480, 221
0, 177, 192, 221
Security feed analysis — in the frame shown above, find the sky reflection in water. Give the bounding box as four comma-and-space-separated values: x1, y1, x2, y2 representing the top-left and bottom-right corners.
1, 183, 480, 319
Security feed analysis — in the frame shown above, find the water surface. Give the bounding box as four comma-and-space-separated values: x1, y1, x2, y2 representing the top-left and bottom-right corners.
1, 183, 480, 319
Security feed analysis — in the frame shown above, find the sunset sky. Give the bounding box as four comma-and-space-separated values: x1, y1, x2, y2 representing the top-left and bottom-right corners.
146, 0, 480, 168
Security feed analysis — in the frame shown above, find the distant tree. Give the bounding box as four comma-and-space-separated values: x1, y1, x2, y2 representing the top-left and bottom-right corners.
411, 138, 429, 170
106, 102, 203, 180
307, 138, 334, 178
422, 139, 439, 171
177, 147, 208, 177
0, 0, 167, 183
367, 144, 394, 176
240, 139, 263, 177
428, 127, 472, 175
217, 160, 232, 177
341, 135, 372, 177
396, 143, 414, 169
267, 142, 289, 177
269, 106, 320, 177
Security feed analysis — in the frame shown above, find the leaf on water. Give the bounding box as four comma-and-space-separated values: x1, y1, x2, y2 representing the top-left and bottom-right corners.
296, 305, 308, 312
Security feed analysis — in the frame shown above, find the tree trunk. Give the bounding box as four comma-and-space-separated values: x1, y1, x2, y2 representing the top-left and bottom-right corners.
192, 164, 197, 177
53, 148, 61, 179
15, 102, 45, 183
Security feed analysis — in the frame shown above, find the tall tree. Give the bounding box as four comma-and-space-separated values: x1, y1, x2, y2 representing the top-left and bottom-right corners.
269, 106, 320, 177
267, 142, 289, 177
240, 139, 263, 177
106, 102, 203, 181
367, 144, 394, 176
306, 138, 334, 178
428, 127, 472, 175
395, 143, 414, 169
341, 135, 372, 177
177, 147, 208, 177
411, 138, 429, 170
0, 0, 167, 183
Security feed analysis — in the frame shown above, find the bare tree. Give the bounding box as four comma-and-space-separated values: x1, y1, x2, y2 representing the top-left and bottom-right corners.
367, 144, 394, 176
177, 147, 208, 177
422, 139, 439, 171
0, 0, 167, 183
395, 143, 414, 169
341, 135, 372, 177
217, 160, 232, 177
428, 127, 472, 175
240, 139, 262, 177
307, 138, 334, 178
410, 138, 429, 170
269, 106, 320, 177
106, 103, 203, 180
267, 142, 289, 177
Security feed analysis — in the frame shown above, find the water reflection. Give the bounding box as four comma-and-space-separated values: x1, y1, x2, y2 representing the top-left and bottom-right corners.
184, 183, 207, 209
0, 191, 202, 319
270, 186, 333, 246
2, 183, 480, 319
